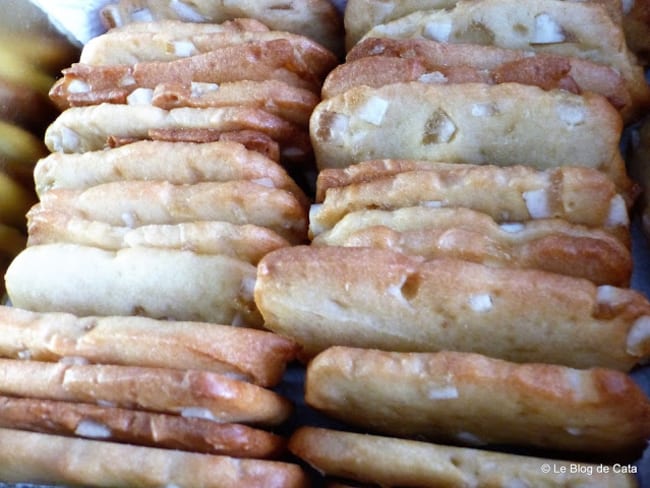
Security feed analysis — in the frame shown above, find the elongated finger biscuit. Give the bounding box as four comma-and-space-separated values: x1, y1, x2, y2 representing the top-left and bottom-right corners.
310, 82, 631, 195
337, 37, 632, 119
6, 244, 262, 327
312, 162, 630, 241
360, 0, 650, 112
255, 246, 650, 370
45, 104, 311, 163
34, 140, 308, 207
99, 0, 344, 56
0, 358, 291, 425
313, 206, 632, 286
305, 347, 650, 452
28, 216, 290, 264
0, 396, 285, 458
29, 180, 307, 244
0, 306, 296, 387
290, 427, 637, 487
0, 428, 307, 488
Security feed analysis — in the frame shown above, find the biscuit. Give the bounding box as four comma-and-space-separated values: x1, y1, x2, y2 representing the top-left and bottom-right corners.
305, 347, 650, 453
44, 104, 312, 165
0, 306, 296, 387
623, 0, 650, 63
290, 427, 637, 487
0, 358, 291, 425
255, 246, 650, 370
81, 21, 337, 68
53, 78, 319, 128
310, 82, 631, 196
100, 0, 344, 57
33, 140, 309, 207
335, 37, 632, 120
312, 206, 632, 286
312, 162, 630, 242
28, 216, 290, 264
0, 428, 308, 488
0, 396, 285, 458
29, 180, 307, 244
344, 0, 625, 49
6, 244, 262, 327
360, 0, 650, 112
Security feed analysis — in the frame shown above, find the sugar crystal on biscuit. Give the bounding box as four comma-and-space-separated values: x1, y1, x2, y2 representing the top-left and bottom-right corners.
75, 420, 112, 439
532, 13, 565, 44
424, 20, 453, 42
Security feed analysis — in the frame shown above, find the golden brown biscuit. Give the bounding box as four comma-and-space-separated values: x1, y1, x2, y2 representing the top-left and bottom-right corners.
305, 347, 650, 453
29, 180, 307, 244
33, 140, 308, 206
45, 104, 312, 165
0, 306, 296, 387
360, 0, 650, 113
255, 246, 650, 370
312, 162, 630, 242
53, 78, 319, 128
0, 358, 291, 425
334, 37, 633, 120
290, 427, 638, 487
0, 428, 308, 488
100, 0, 344, 57
6, 244, 262, 327
0, 396, 285, 458
312, 206, 632, 286
310, 83, 631, 196
28, 216, 290, 264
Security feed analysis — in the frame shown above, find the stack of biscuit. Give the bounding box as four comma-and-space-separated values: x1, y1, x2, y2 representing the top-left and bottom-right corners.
5, 12, 342, 324
0, 2, 344, 486
251, 0, 650, 485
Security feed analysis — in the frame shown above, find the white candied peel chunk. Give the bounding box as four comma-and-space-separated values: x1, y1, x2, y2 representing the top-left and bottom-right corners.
423, 20, 453, 42
418, 71, 448, 84
356, 96, 390, 126
428, 385, 459, 399
468, 293, 493, 312
172, 40, 198, 57
522, 189, 551, 218
190, 82, 220, 97
606, 194, 629, 227
181, 407, 217, 421
126, 88, 154, 106
627, 316, 650, 356
170, 0, 207, 22
556, 101, 586, 127
75, 420, 112, 439
67, 79, 90, 94
532, 13, 566, 44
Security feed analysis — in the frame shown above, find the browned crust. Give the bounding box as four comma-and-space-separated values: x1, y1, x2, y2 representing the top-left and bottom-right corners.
256, 246, 650, 369
0, 428, 308, 487
290, 427, 637, 487
0, 396, 286, 458
0, 306, 297, 387
0, 358, 292, 426
305, 348, 650, 452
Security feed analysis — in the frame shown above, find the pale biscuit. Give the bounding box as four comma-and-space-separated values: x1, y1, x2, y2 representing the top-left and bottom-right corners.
290, 427, 638, 487
305, 347, 650, 453
310, 82, 631, 196
33, 140, 309, 207
0, 396, 285, 458
312, 206, 632, 286
100, 0, 344, 56
0, 358, 292, 425
360, 0, 650, 111
344, 0, 625, 50
45, 104, 312, 165
29, 180, 307, 244
0, 306, 297, 387
28, 216, 290, 265
81, 21, 337, 69
255, 246, 650, 370
6, 244, 262, 327
312, 162, 630, 241
335, 37, 633, 120
0, 428, 308, 488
